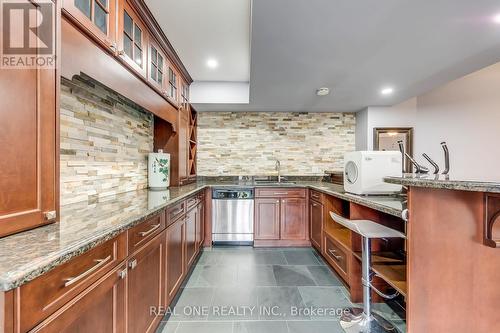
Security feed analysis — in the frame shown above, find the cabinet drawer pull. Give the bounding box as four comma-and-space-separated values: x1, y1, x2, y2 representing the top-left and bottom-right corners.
328, 249, 343, 260
170, 207, 184, 216
311, 193, 320, 199
312, 203, 318, 207
138, 223, 161, 237
63, 255, 112, 287
273, 192, 288, 195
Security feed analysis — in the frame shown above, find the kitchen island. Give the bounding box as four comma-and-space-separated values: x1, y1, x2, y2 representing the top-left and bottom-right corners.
385, 175, 500, 333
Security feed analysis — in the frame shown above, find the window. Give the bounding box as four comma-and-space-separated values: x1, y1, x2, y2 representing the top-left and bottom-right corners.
75, 0, 108, 34
150, 45, 164, 85
168, 68, 177, 101
123, 10, 143, 67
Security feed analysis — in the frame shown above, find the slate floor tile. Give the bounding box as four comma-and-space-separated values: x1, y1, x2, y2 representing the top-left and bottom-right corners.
233, 320, 288, 333
273, 265, 317, 286
283, 250, 321, 265
306, 265, 343, 286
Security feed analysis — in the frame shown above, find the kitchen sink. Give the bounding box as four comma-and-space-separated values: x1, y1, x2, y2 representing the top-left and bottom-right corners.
254, 180, 296, 185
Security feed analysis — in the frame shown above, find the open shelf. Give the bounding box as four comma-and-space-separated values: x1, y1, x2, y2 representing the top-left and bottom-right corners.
324, 228, 351, 250
352, 251, 407, 297
372, 263, 407, 297
352, 251, 405, 264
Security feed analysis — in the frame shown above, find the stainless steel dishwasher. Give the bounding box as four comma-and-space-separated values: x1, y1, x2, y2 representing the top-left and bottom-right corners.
212, 188, 254, 245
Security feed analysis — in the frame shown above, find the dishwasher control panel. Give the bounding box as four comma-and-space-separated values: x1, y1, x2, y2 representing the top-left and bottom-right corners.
212, 188, 254, 199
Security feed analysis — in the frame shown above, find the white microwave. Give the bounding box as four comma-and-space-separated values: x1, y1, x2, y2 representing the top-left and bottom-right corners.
344, 151, 402, 195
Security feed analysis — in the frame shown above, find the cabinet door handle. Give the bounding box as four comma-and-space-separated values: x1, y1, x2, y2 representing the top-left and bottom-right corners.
129, 259, 138, 270
118, 268, 127, 279
328, 249, 342, 260
312, 203, 318, 207
64, 255, 112, 287
138, 223, 161, 237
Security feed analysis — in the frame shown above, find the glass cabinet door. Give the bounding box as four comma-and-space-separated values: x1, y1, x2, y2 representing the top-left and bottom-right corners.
118, 1, 148, 78
63, 0, 116, 49
149, 41, 166, 92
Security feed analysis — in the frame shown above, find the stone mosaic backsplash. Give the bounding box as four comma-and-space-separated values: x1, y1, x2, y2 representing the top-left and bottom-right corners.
60, 75, 153, 205
197, 112, 356, 176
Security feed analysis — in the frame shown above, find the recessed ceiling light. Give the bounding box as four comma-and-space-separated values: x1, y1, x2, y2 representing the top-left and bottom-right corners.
316, 87, 330, 96
381, 87, 394, 96
206, 58, 218, 69
493, 14, 500, 24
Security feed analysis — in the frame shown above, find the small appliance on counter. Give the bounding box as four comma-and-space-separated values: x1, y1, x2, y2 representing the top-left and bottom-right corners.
344, 151, 402, 195
148, 150, 170, 190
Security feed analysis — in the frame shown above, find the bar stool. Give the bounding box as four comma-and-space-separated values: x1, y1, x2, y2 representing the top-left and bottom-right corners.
329, 212, 405, 333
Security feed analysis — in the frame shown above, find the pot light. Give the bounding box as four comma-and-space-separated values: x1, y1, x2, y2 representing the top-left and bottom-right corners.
206, 58, 218, 69
316, 87, 330, 96
381, 87, 394, 96
493, 14, 500, 24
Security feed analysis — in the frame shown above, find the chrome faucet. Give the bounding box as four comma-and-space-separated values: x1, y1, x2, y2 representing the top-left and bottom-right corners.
275, 160, 281, 183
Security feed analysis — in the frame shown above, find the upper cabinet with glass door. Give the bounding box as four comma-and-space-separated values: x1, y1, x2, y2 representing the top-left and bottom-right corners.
63, 0, 116, 50
167, 66, 180, 106
118, 0, 148, 78
148, 40, 167, 93
181, 80, 190, 112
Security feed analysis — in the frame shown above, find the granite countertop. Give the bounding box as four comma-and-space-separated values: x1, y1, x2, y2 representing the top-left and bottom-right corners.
385, 174, 500, 193
0, 181, 405, 291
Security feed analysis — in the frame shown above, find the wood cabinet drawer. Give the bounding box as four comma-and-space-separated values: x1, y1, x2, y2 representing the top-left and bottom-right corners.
309, 189, 325, 203
255, 188, 306, 198
324, 234, 349, 281
18, 233, 127, 332
128, 213, 166, 253
166, 200, 185, 225
186, 195, 199, 211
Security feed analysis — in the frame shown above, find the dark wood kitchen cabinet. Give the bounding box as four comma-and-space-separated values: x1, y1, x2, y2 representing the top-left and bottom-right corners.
62, 0, 117, 50
117, 0, 148, 78
28, 263, 127, 333
127, 231, 166, 333
254, 198, 281, 240
165, 216, 185, 303
281, 198, 307, 240
254, 188, 308, 246
0, 1, 59, 238
309, 198, 324, 251
185, 205, 197, 269
196, 197, 205, 248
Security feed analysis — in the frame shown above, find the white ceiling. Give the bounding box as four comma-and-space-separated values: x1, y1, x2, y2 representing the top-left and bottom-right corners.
147, 0, 500, 112
145, 0, 251, 82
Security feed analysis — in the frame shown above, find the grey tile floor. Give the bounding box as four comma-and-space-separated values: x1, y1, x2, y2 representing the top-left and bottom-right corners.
157, 247, 406, 333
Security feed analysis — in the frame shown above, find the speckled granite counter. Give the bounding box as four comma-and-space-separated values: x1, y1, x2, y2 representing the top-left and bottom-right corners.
0, 181, 405, 291
385, 174, 500, 193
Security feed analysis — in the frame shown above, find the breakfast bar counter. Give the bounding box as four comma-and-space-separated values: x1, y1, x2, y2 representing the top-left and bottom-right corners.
384, 175, 500, 333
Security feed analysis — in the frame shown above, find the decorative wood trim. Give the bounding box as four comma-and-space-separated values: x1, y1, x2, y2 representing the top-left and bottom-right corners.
484, 193, 500, 248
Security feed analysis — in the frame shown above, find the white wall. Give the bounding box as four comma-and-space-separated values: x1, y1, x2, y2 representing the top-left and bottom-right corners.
356, 61, 500, 181
356, 98, 417, 150
414, 63, 500, 181
355, 108, 368, 150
